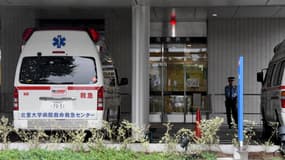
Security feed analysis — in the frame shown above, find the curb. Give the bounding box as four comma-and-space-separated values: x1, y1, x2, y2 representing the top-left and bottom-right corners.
0, 143, 280, 154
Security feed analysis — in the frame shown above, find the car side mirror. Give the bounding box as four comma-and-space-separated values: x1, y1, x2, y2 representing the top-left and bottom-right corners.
257, 71, 263, 83
119, 78, 128, 86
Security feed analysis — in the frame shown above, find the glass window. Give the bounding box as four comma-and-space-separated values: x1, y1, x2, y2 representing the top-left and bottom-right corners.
150, 96, 163, 113
165, 43, 185, 92
273, 61, 285, 86
264, 64, 275, 88
185, 44, 207, 92
149, 37, 208, 118
19, 56, 97, 84
150, 44, 165, 92
166, 63, 184, 92
165, 95, 185, 113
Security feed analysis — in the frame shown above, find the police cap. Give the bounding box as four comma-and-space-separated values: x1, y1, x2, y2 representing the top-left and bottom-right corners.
228, 76, 235, 81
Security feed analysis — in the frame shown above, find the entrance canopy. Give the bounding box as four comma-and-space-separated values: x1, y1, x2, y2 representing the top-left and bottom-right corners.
1, 0, 285, 19
0, 0, 284, 7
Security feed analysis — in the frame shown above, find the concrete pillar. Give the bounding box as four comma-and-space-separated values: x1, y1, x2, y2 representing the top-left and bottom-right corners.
0, 7, 35, 119
131, 1, 150, 131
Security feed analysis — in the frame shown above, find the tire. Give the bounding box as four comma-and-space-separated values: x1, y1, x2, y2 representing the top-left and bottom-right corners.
261, 109, 271, 140
275, 110, 281, 145
264, 111, 282, 145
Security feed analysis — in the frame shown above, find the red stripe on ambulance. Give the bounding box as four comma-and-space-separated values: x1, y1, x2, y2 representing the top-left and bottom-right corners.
17, 86, 51, 90
67, 86, 101, 90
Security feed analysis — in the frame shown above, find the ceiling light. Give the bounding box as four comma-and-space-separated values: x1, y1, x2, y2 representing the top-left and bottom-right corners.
212, 13, 218, 17
170, 8, 176, 37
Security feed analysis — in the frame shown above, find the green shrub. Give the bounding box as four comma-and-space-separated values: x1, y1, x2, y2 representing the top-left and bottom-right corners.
0, 116, 14, 144
232, 120, 257, 146
0, 148, 186, 160
200, 152, 217, 160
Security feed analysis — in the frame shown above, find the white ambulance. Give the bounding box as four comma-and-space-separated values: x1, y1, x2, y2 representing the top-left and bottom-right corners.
257, 40, 285, 150
13, 28, 122, 130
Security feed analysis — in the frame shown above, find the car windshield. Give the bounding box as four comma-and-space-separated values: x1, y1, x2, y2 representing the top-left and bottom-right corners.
19, 56, 97, 84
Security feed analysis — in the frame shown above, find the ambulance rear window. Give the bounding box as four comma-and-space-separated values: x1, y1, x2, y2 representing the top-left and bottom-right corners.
19, 56, 97, 84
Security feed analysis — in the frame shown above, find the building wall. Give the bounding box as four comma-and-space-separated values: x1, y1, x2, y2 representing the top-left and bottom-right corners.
0, 48, 1, 87
0, 7, 35, 118
208, 18, 285, 123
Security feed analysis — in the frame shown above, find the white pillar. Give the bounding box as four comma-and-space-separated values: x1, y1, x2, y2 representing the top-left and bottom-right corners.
132, 1, 150, 131
0, 7, 35, 118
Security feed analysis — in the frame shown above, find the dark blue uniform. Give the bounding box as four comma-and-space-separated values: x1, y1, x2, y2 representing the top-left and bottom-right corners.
225, 84, 238, 128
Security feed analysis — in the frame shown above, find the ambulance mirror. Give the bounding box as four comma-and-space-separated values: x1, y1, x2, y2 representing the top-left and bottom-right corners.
257, 72, 263, 83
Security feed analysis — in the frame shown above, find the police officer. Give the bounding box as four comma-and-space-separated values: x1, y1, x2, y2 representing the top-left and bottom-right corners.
224, 76, 238, 129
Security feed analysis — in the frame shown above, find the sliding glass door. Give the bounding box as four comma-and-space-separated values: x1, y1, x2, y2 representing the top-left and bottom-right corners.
149, 37, 207, 123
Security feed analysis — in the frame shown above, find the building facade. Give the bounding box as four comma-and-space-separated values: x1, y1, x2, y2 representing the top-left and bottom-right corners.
1, 0, 285, 129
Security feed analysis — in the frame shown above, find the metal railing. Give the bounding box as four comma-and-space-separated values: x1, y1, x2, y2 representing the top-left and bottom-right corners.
207, 93, 262, 126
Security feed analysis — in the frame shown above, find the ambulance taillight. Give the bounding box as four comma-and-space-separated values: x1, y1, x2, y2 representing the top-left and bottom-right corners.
97, 87, 104, 111
13, 88, 19, 111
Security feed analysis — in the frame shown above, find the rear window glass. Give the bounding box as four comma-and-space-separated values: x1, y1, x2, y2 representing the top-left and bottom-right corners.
19, 56, 97, 84
103, 69, 117, 87
264, 64, 275, 87
273, 61, 285, 86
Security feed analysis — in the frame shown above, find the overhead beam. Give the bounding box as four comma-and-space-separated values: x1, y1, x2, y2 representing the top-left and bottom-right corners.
1, 0, 285, 7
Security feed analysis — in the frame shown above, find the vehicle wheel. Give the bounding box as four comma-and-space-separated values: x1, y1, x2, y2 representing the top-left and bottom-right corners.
274, 111, 281, 145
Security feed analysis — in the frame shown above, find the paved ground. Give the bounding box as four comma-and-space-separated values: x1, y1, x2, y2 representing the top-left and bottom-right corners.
149, 123, 263, 144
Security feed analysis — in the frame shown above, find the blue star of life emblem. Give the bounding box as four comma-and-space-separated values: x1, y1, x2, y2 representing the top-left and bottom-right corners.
52, 35, 66, 48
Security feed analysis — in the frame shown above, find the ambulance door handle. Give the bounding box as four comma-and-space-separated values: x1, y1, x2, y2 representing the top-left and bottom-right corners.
39, 97, 76, 101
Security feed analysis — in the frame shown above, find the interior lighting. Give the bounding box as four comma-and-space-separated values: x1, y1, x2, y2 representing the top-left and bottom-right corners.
212, 13, 218, 17
186, 44, 192, 47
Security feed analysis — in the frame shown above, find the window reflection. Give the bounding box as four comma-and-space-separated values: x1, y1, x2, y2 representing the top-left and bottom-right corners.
20, 56, 97, 84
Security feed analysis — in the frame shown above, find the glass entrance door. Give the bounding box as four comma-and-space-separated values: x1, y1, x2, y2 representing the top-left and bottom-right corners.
149, 37, 207, 123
